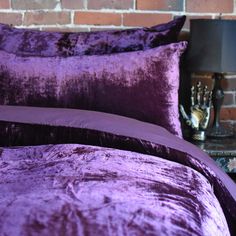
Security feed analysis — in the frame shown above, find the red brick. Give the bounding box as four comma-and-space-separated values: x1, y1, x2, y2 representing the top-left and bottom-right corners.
137, 0, 183, 11
88, 0, 133, 10
123, 13, 172, 27
222, 15, 236, 20
12, 0, 58, 10
61, 0, 85, 9
74, 12, 121, 26
0, 0, 10, 9
186, 0, 234, 13
223, 93, 235, 105
221, 107, 236, 120
0, 13, 22, 25
191, 72, 213, 80
24, 12, 70, 26
222, 78, 236, 91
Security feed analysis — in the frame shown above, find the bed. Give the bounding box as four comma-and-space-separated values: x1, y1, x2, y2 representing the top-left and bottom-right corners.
0, 16, 235, 236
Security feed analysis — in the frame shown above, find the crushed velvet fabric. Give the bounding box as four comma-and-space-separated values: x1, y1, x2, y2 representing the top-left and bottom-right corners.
0, 16, 185, 57
0, 42, 187, 137
0, 143, 230, 236
0, 105, 235, 235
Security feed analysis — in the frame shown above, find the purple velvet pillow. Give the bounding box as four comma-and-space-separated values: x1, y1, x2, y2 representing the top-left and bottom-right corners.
0, 41, 187, 137
0, 16, 185, 57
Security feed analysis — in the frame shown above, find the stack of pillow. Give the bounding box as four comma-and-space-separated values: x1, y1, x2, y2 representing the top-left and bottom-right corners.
0, 16, 187, 137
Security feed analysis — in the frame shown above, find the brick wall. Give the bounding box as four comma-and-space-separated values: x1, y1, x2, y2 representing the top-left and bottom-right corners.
0, 0, 236, 130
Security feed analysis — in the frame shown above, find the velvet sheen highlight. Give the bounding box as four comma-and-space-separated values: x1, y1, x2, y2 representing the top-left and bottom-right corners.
0, 42, 187, 136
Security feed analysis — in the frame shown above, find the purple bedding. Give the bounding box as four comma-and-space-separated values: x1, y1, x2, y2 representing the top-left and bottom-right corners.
0, 42, 186, 137
0, 144, 229, 236
0, 105, 236, 235
0, 16, 185, 57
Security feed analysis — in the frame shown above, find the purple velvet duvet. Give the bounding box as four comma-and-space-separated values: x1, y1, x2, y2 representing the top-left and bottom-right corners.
0, 106, 235, 236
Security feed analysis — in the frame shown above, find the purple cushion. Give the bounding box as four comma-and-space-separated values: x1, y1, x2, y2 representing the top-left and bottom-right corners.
0, 41, 187, 137
0, 16, 185, 57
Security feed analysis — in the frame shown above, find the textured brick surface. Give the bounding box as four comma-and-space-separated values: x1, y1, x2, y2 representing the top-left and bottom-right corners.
222, 15, 236, 20
221, 108, 236, 120
222, 78, 236, 91
186, 0, 234, 13
0, 0, 10, 9
61, 0, 85, 9
88, 0, 133, 10
137, 0, 183, 11
74, 12, 121, 26
123, 13, 172, 27
0, 12, 22, 25
224, 93, 235, 106
24, 12, 70, 25
12, 0, 59, 10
